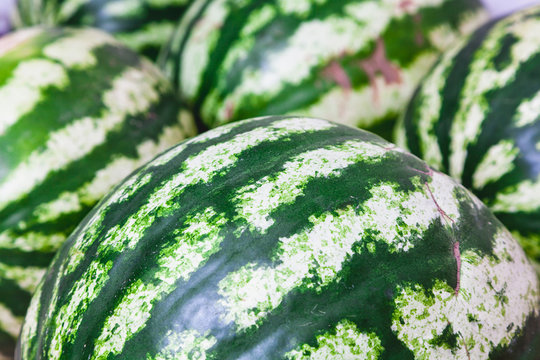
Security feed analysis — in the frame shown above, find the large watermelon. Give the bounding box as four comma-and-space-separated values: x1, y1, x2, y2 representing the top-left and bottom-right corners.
397, 4, 540, 274
162, 0, 488, 139
14, 0, 192, 60
17, 116, 539, 359
0, 26, 196, 356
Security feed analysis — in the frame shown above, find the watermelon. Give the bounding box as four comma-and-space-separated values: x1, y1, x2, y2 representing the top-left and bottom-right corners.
14, 0, 192, 61
17, 116, 539, 359
161, 0, 488, 139
0, 26, 196, 356
397, 4, 540, 275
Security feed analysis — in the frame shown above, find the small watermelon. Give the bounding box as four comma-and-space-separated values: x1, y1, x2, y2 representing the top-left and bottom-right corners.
397, 4, 540, 274
162, 0, 488, 139
15, 0, 192, 60
17, 116, 539, 359
0, 26, 196, 356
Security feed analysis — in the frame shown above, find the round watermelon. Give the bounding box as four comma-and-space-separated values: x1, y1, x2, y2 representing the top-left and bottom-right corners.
161, 0, 488, 139
17, 116, 539, 359
14, 0, 192, 61
397, 4, 540, 275
0, 26, 196, 356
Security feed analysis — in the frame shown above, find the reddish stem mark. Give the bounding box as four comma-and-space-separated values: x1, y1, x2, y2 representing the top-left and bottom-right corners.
398, 0, 414, 12
224, 100, 235, 121
424, 180, 461, 296
359, 38, 402, 104
413, 14, 424, 46
322, 60, 352, 91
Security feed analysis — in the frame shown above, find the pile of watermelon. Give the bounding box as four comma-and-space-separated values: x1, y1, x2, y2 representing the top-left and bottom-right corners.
0, 0, 539, 359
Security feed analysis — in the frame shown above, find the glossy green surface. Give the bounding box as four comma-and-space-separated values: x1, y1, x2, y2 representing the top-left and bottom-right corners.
163, 0, 487, 138
17, 116, 539, 359
398, 5, 540, 274
0, 26, 196, 356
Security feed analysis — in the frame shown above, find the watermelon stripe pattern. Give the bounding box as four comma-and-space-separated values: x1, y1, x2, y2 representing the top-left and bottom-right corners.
0, 27, 196, 355
163, 0, 487, 136
15, 0, 192, 60
397, 5, 540, 272
18, 117, 539, 359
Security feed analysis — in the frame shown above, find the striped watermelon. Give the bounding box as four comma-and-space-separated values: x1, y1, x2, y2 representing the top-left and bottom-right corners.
162, 0, 488, 139
397, 4, 540, 275
14, 0, 192, 60
17, 116, 540, 359
0, 26, 196, 356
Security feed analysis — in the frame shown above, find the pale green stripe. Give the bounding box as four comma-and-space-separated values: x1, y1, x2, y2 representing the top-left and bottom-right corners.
219, 173, 460, 330
450, 13, 540, 180
472, 140, 518, 190
0, 65, 162, 211
0, 263, 46, 293
117, 22, 175, 52
48, 260, 113, 359
491, 176, 540, 213
0, 230, 65, 252
233, 139, 388, 232
43, 28, 117, 69
0, 59, 69, 136
92, 208, 226, 359
0, 303, 22, 339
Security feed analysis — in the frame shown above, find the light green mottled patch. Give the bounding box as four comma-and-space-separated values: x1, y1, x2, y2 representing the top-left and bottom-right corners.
0, 59, 69, 136
472, 140, 518, 189
93, 117, 333, 255
391, 229, 539, 360
0, 263, 46, 293
151, 329, 217, 360
514, 89, 540, 127
43, 28, 117, 69
233, 139, 388, 232
0, 230, 65, 252
286, 320, 383, 360
116, 22, 175, 52
91, 208, 226, 359
48, 260, 113, 360
491, 176, 540, 213
219, 173, 459, 330
0, 302, 22, 339
0, 65, 160, 211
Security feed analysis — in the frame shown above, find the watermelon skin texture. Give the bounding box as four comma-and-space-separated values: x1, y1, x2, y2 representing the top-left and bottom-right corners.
0, 27, 196, 356
17, 116, 539, 359
397, 4, 540, 275
162, 0, 488, 139
15, 0, 192, 61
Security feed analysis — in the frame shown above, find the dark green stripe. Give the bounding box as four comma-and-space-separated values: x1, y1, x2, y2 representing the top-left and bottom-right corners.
0, 277, 33, 317
0, 42, 142, 170
433, 19, 496, 172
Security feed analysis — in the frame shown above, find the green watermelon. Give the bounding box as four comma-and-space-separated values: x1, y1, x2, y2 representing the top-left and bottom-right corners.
14, 0, 192, 61
0, 26, 196, 356
161, 0, 488, 139
17, 116, 539, 359
397, 4, 540, 275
